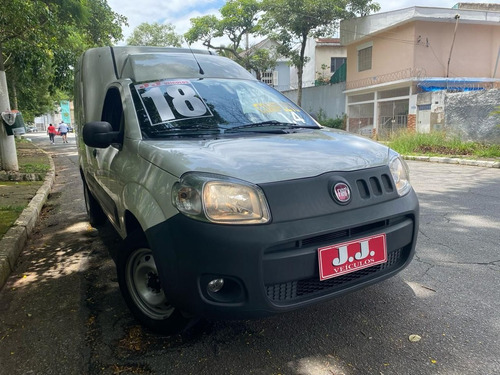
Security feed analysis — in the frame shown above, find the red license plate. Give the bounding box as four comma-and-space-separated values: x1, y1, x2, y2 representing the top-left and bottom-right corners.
318, 234, 387, 281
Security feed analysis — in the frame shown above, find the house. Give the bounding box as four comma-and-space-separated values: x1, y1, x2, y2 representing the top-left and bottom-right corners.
340, 4, 500, 137
290, 38, 347, 88
239, 38, 292, 92
244, 37, 347, 92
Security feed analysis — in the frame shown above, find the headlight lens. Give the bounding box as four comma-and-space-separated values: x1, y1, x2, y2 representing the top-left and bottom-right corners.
389, 153, 411, 196
172, 173, 271, 224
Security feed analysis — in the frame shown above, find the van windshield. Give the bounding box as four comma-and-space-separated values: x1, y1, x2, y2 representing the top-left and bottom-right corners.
131, 78, 319, 138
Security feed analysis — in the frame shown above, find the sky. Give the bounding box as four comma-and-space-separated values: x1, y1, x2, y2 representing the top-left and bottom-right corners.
107, 0, 490, 48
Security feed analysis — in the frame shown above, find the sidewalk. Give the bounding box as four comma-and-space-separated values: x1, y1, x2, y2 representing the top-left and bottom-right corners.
0, 140, 55, 290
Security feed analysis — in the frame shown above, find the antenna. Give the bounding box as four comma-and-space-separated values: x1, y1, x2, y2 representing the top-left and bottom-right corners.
188, 44, 205, 75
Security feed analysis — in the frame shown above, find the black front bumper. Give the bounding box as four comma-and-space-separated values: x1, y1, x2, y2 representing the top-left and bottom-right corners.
146, 182, 419, 320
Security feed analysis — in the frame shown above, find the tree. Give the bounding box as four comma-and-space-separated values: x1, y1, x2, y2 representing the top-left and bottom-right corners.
0, 0, 126, 171
127, 22, 182, 47
184, 0, 272, 74
345, 0, 381, 17
261, 0, 380, 106
240, 45, 279, 80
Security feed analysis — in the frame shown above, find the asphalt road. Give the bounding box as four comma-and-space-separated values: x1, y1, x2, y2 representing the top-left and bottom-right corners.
0, 132, 499, 375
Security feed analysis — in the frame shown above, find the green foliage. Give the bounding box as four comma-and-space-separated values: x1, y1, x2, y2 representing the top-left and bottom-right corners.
85, 0, 128, 46
127, 22, 182, 47
245, 48, 279, 80
184, 15, 222, 46
19, 163, 51, 174
387, 131, 500, 158
316, 109, 345, 129
492, 105, 500, 128
0, 209, 24, 237
0, 0, 127, 121
184, 0, 380, 97
185, 0, 271, 73
260, 0, 380, 105
345, 0, 381, 17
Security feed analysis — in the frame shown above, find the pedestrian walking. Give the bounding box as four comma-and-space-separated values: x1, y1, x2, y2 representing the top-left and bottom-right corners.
47, 123, 56, 144
58, 121, 69, 143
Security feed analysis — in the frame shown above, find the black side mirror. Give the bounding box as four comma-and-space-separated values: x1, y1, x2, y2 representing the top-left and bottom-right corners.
82, 121, 120, 148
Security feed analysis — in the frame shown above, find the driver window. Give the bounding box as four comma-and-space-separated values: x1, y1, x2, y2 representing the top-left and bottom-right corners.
102, 88, 123, 133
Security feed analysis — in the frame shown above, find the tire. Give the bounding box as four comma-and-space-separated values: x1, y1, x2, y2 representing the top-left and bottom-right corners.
117, 231, 192, 334
82, 180, 106, 227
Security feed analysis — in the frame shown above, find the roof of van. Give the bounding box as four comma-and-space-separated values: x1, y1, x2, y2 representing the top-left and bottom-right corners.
77, 46, 255, 124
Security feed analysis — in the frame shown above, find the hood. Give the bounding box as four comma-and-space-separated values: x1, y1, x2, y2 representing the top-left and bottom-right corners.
138, 128, 390, 184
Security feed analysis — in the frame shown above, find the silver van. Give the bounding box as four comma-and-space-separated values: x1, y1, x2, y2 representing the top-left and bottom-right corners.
75, 46, 419, 334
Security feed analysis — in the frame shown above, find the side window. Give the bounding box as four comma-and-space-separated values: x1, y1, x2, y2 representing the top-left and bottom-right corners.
330, 57, 346, 73
358, 46, 372, 72
101, 88, 123, 133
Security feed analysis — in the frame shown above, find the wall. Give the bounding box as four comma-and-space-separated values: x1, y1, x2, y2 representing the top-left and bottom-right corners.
302, 38, 317, 87
444, 89, 500, 143
315, 45, 347, 83
274, 61, 292, 92
414, 21, 500, 78
346, 23, 415, 86
282, 82, 346, 120
416, 89, 500, 142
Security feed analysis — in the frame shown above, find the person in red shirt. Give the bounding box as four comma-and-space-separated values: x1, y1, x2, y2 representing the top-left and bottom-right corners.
47, 123, 57, 144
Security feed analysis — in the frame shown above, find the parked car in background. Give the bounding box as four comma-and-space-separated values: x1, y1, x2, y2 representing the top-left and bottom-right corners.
75, 46, 420, 334
26, 126, 38, 133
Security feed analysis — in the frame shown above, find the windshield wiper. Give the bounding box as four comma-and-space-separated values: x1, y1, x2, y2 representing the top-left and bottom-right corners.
225, 121, 317, 133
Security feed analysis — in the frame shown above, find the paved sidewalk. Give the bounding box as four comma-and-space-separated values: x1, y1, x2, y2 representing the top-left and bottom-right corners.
0, 144, 55, 290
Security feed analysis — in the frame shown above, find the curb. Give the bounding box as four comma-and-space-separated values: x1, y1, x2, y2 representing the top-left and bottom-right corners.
0, 150, 55, 291
403, 155, 500, 168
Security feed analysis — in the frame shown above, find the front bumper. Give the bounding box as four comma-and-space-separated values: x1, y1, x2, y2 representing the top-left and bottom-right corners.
146, 169, 419, 319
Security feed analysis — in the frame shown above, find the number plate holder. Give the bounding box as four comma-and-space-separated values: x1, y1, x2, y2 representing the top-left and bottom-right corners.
318, 234, 387, 281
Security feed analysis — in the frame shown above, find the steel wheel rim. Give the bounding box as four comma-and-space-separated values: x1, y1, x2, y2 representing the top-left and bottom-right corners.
125, 247, 175, 320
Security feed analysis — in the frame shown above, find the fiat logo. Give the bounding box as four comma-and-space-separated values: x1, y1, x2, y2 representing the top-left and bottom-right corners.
333, 182, 351, 204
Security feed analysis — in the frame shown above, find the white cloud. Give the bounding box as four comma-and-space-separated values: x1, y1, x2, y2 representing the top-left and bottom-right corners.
108, 0, 224, 45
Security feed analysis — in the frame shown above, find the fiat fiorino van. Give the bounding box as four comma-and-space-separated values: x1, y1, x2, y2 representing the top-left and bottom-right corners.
75, 46, 419, 334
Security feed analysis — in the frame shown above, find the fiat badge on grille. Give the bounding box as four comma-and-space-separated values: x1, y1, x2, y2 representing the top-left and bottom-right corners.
333, 182, 351, 204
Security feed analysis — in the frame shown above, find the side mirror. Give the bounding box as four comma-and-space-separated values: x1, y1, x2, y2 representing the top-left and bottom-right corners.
82, 121, 119, 148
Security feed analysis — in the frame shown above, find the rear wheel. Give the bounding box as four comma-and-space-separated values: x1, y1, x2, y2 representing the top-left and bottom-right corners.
117, 231, 192, 334
82, 180, 106, 227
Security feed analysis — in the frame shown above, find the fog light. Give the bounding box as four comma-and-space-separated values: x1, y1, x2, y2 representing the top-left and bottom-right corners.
207, 278, 225, 293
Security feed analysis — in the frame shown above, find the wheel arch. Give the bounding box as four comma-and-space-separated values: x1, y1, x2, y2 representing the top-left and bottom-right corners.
121, 182, 171, 238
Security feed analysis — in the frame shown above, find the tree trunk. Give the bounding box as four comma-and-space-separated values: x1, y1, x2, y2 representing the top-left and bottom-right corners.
296, 33, 308, 107
11, 74, 18, 110
0, 43, 19, 172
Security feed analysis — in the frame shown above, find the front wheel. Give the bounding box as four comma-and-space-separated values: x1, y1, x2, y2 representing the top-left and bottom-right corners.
117, 231, 192, 334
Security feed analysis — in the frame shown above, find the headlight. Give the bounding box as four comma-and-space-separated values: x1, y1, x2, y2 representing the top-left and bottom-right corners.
172, 173, 271, 224
389, 152, 411, 196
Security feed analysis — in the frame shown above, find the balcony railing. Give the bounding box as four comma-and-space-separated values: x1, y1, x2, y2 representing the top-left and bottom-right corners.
346, 68, 426, 90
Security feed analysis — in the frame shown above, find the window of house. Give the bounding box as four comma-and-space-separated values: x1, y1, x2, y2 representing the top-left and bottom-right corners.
379, 87, 410, 99
261, 71, 278, 87
357, 45, 372, 72
330, 58, 346, 73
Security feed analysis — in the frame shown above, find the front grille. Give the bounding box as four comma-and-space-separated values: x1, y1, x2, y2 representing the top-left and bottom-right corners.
266, 248, 403, 303
285, 220, 387, 250
356, 173, 394, 199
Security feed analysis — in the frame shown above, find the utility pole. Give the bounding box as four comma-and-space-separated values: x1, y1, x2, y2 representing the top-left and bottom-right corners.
0, 69, 19, 171
446, 14, 460, 78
